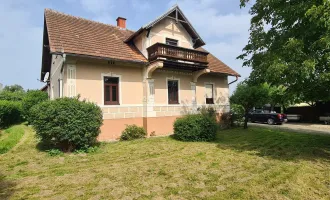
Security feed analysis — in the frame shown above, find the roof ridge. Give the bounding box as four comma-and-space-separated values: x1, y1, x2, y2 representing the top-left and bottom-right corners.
44, 8, 135, 33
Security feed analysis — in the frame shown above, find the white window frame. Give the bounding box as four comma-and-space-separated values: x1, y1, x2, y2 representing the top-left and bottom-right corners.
101, 73, 122, 107
166, 77, 180, 105
204, 82, 215, 104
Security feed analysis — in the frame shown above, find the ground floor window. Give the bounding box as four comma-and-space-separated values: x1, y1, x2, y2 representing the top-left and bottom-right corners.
205, 83, 214, 104
104, 77, 119, 105
168, 80, 179, 104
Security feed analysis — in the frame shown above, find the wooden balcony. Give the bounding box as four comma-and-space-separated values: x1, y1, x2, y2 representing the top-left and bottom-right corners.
147, 43, 209, 65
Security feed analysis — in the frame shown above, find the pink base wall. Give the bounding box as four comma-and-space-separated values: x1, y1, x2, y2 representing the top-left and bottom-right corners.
99, 116, 181, 141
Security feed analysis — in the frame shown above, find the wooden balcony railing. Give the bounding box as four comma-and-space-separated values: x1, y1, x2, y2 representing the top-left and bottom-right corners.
147, 43, 209, 64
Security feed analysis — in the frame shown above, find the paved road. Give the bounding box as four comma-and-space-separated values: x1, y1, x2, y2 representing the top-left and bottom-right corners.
249, 122, 330, 135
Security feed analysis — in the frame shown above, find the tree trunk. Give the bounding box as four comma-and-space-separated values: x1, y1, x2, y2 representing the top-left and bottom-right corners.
244, 110, 249, 129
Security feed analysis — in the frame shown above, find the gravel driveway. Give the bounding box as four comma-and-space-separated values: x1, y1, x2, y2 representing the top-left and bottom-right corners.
249, 122, 330, 135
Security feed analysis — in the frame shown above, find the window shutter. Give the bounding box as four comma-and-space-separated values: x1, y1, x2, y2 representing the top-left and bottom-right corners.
205, 84, 213, 98
67, 65, 76, 97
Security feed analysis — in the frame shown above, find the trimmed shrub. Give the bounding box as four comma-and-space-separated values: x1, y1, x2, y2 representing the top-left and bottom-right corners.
22, 90, 48, 122
120, 125, 147, 141
173, 114, 217, 142
29, 97, 103, 151
0, 100, 22, 128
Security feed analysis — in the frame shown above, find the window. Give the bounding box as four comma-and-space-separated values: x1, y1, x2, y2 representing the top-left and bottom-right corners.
205, 84, 214, 104
168, 80, 179, 104
166, 38, 178, 46
104, 77, 119, 105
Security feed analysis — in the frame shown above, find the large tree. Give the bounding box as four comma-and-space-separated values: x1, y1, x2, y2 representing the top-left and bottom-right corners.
230, 81, 269, 129
239, 0, 330, 103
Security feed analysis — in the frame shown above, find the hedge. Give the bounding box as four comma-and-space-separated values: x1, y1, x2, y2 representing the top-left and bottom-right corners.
120, 124, 147, 141
22, 90, 48, 122
29, 97, 103, 151
0, 100, 22, 128
173, 114, 217, 142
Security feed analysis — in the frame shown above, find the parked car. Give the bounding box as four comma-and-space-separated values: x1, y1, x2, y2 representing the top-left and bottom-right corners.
248, 109, 287, 125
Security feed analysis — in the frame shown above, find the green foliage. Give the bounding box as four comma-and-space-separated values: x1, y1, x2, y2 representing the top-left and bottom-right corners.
239, 0, 330, 102
3, 84, 24, 93
230, 81, 269, 128
173, 114, 217, 142
22, 90, 48, 122
198, 106, 216, 119
0, 90, 25, 101
0, 125, 24, 154
231, 104, 245, 126
120, 125, 147, 141
0, 100, 22, 128
46, 149, 63, 156
29, 97, 103, 151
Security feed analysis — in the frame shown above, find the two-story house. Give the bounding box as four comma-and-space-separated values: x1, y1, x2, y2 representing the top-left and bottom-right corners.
40, 6, 240, 140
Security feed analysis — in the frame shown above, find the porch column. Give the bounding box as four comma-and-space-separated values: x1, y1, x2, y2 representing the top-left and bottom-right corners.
190, 82, 197, 113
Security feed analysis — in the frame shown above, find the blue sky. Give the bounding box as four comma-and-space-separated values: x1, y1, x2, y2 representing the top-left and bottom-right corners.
0, 0, 252, 93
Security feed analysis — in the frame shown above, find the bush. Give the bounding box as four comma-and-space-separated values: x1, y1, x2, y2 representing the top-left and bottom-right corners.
120, 125, 147, 141
173, 114, 217, 142
0, 100, 22, 128
29, 97, 103, 151
22, 90, 48, 122
0, 91, 25, 101
220, 112, 232, 129
231, 104, 245, 125
198, 106, 216, 119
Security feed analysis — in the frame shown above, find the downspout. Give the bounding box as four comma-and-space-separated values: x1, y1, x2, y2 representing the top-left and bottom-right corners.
228, 76, 238, 85
59, 54, 66, 97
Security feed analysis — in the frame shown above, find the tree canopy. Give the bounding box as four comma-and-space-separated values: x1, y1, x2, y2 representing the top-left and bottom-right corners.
230, 81, 269, 128
239, 0, 330, 103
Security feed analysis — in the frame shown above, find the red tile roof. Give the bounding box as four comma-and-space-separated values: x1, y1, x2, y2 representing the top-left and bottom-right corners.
44, 9, 240, 76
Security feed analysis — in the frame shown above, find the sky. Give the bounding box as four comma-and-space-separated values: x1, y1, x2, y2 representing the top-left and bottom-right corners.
0, 0, 252, 93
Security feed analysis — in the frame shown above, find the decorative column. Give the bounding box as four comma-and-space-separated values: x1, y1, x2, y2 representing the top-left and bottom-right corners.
190, 82, 197, 113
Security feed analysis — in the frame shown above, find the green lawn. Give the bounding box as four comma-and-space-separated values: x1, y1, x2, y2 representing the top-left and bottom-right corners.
1, 126, 330, 199
0, 125, 25, 154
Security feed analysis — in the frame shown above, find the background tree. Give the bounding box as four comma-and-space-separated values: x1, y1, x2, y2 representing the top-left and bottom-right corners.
230, 81, 269, 129
0, 85, 25, 101
239, 0, 330, 102
3, 85, 24, 93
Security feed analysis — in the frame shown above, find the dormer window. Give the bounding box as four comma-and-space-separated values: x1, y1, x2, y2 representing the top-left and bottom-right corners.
166, 38, 178, 46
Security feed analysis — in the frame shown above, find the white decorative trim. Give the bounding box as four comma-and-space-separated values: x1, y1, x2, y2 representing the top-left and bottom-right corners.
99, 104, 143, 108
148, 79, 155, 103
190, 82, 196, 104
166, 76, 181, 105
67, 64, 76, 97
101, 72, 122, 106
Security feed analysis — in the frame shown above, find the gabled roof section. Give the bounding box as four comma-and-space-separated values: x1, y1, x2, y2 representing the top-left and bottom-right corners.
44, 9, 147, 63
125, 5, 205, 49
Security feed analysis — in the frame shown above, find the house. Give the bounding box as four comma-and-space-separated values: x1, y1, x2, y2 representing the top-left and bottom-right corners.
40, 6, 240, 140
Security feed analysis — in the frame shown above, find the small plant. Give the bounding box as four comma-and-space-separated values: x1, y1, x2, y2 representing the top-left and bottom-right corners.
173, 114, 217, 142
150, 131, 156, 137
120, 125, 147, 141
198, 106, 216, 119
46, 149, 63, 156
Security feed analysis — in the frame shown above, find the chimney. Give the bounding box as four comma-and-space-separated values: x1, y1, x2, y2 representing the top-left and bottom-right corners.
116, 17, 126, 29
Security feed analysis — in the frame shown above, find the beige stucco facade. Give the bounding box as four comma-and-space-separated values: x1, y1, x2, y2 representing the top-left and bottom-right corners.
47, 17, 231, 141
48, 56, 229, 140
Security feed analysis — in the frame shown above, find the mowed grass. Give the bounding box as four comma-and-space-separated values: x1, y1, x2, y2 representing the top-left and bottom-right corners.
0, 125, 25, 154
1, 126, 330, 199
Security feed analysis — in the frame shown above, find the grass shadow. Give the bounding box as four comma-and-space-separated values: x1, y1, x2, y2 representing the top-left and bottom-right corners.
0, 173, 16, 200
215, 127, 330, 161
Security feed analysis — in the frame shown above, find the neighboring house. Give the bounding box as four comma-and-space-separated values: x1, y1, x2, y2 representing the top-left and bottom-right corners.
40, 6, 240, 140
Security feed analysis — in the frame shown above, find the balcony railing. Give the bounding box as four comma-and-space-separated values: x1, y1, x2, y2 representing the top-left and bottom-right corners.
147, 43, 209, 64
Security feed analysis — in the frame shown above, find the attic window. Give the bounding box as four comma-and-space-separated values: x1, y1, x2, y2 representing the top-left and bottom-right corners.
166, 38, 178, 46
